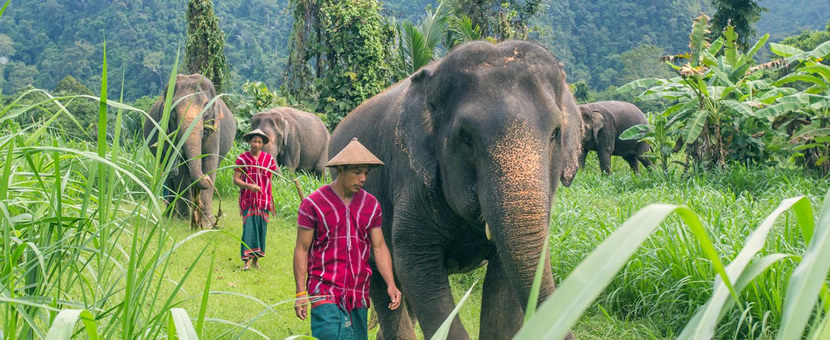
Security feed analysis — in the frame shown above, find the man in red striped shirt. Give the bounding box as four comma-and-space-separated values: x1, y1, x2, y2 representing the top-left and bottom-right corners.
293, 138, 401, 340
234, 128, 278, 271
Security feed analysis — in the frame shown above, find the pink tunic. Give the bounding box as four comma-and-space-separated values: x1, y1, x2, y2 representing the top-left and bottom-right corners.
297, 185, 383, 311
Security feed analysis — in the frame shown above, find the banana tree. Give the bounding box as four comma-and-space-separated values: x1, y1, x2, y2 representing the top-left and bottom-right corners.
619, 14, 774, 167
756, 41, 830, 174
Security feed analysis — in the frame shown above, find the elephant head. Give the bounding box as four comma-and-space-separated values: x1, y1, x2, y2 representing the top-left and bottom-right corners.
164, 74, 225, 190
251, 109, 291, 168
397, 41, 583, 308
580, 106, 605, 148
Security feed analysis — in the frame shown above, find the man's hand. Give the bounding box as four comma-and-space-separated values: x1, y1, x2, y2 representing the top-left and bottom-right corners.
294, 296, 308, 320
248, 184, 262, 193
387, 285, 402, 310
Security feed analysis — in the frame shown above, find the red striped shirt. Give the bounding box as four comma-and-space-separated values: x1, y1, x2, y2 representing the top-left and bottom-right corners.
297, 185, 382, 312
235, 151, 277, 213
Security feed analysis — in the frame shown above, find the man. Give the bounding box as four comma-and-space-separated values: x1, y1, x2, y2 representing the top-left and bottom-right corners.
294, 138, 401, 340
233, 128, 278, 271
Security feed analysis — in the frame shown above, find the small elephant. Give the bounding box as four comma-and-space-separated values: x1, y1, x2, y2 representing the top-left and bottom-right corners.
250, 107, 330, 178
329, 40, 581, 340
143, 74, 236, 229
579, 101, 651, 174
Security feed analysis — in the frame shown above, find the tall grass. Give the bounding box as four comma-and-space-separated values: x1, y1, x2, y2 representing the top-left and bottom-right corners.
0, 43, 228, 338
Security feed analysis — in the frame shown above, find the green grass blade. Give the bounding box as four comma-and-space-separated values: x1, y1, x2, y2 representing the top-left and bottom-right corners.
515, 204, 734, 339
524, 237, 549, 324
168, 308, 198, 339
776, 188, 830, 340
45, 310, 100, 340
0, 0, 10, 18
430, 281, 477, 340
196, 248, 216, 337
679, 196, 813, 339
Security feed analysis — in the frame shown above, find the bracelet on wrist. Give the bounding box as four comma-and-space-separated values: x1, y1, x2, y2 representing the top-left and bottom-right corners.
295, 291, 308, 297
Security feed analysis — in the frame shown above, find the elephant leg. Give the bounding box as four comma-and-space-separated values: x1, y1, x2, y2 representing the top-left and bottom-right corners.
369, 265, 416, 340
624, 155, 640, 174
479, 250, 523, 340
174, 186, 191, 220
167, 171, 190, 219
638, 155, 652, 169
578, 151, 588, 170
597, 149, 612, 175
394, 242, 468, 340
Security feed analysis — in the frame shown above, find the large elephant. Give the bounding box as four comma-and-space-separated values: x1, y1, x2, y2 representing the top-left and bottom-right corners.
329, 40, 582, 340
579, 101, 651, 174
143, 74, 236, 229
250, 107, 329, 177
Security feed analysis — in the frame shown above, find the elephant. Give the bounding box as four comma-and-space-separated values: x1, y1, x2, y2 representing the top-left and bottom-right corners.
143, 73, 236, 229
579, 101, 651, 174
250, 107, 330, 178
328, 40, 582, 340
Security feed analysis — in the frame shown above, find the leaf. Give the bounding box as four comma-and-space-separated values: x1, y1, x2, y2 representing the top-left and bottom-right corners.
683, 109, 708, 144
430, 281, 477, 340
774, 74, 827, 88
770, 43, 804, 58
619, 124, 652, 140
168, 308, 198, 339
808, 40, 830, 60
679, 196, 813, 339
722, 100, 754, 118
740, 33, 770, 67
776, 188, 830, 339
514, 204, 734, 340
689, 14, 710, 68
617, 78, 662, 93
45, 310, 100, 340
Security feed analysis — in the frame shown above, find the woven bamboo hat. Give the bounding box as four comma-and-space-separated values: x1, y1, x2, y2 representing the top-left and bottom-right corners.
243, 128, 270, 144
326, 138, 384, 168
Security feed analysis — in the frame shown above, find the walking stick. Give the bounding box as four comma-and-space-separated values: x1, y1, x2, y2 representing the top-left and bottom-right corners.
293, 178, 305, 200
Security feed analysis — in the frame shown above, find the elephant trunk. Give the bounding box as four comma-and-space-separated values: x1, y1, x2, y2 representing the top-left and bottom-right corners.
180, 106, 210, 190
483, 121, 555, 311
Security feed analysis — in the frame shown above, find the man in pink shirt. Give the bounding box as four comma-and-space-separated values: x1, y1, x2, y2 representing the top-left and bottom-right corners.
293, 138, 401, 340
234, 128, 278, 271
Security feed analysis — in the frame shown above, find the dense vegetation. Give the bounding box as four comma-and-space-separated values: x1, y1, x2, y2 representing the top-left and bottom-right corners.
2, 0, 830, 338
0, 0, 824, 100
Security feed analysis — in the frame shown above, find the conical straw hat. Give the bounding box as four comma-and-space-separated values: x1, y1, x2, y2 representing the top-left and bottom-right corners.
326, 138, 384, 168
243, 128, 270, 144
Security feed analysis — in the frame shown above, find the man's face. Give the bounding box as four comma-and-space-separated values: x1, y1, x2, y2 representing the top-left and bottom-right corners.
249, 136, 264, 153
339, 165, 371, 194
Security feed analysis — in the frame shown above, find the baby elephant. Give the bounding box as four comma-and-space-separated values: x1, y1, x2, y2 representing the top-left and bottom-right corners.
250, 107, 330, 177
579, 101, 651, 174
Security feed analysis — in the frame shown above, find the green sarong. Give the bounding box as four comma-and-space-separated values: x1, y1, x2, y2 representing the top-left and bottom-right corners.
240, 208, 268, 261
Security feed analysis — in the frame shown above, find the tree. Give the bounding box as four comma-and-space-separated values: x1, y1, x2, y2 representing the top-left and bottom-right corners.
448, 0, 542, 40
284, 0, 395, 128
710, 0, 766, 51
185, 0, 229, 92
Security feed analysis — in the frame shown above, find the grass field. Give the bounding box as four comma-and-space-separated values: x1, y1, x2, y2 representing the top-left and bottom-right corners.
151, 154, 827, 339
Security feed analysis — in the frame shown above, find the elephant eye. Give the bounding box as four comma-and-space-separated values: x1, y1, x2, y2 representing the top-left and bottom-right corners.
550, 128, 560, 142
459, 131, 474, 147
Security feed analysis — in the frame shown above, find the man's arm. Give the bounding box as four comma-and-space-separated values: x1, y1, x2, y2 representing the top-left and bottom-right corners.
369, 228, 401, 310
233, 169, 260, 192
293, 227, 315, 319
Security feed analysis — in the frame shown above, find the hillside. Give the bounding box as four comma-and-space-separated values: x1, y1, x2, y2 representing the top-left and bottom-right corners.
0, 0, 824, 100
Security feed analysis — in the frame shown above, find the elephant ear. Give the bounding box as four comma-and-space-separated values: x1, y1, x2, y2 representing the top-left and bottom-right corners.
396, 68, 438, 190
591, 110, 605, 142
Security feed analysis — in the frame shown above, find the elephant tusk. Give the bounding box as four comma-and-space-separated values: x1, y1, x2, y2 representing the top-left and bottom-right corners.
485, 223, 491, 240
